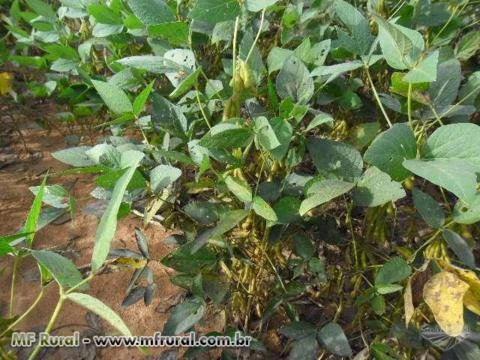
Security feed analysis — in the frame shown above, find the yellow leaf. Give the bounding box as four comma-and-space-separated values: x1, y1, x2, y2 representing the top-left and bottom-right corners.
0, 72, 12, 95
423, 271, 469, 337
404, 277, 415, 326
464, 290, 480, 316
115, 257, 147, 269
438, 260, 480, 298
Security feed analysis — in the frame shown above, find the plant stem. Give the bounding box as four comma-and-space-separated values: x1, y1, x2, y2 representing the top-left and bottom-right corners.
231, 16, 240, 92
9, 255, 20, 318
65, 273, 94, 295
195, 88, 211, 129
408, 220, 454, 264
27, 288, 65, 360
245, 9, 266, 64
365, 67, 392, 128
1, 288, 45, 337
407, 83, 413, 129
346, 202, 359, 269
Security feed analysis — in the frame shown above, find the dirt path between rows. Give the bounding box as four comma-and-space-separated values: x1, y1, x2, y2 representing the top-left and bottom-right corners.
0, 100, 186, 360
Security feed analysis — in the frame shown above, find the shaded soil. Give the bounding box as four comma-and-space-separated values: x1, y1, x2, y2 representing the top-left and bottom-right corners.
0, 99, 185, 359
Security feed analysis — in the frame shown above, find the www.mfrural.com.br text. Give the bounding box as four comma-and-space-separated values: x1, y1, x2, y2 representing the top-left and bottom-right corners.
11, 331, 252, 349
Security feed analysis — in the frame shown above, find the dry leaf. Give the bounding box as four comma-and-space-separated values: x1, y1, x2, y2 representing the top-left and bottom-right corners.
404, 277, 414, 326
423, 271, 469, 336
0, 72, 12, 95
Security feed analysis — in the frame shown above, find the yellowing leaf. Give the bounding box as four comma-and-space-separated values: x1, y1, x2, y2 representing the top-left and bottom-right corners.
464, 290, 480, 316
115, 257, 147, 269
438, 260, 480, 298
0, 72, 12, 95
404, 277, 415, 326
423, 271, 469, 336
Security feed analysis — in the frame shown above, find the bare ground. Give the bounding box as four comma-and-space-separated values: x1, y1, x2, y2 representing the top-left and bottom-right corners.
0, 99, 186, 360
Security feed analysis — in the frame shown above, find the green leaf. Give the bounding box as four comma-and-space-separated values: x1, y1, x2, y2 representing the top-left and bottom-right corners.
375, 257, 411, 285
91, 80, 133, 114
403, 159, 477, 202
246, 0, 278, 12
163, 298, 205, 335
374, 15, 424, 70
371, 294, 386, 315
162, 242, 216, 272
353, 167, 406, 207
305, 112, 334, 132
29, 184, 70, 209
164, 49, 196, 87
412, 188, 445, 228
191, 209, 248, 252
169, 68, 201, 99
199, 128, 252, 149
52, 146, 96, 167
455, 31, 480, 61
288, 334, 319, 360
184, 201, 218, 225
453, 193, 480, 225
43, 44, 79, 60
117, 56, 179, 74
280, 321, 317, 339
252, 196, 277, 222
276, 56, 314, 104
390, 71, 430, 98
428, 59, 461, 108
375, 284, 403, 295
404, 50, 439, 83
364, 123, 417, 181
150, 165, 181, 193
134, 228, 149, 259
300, 179, 354, 216
317, 322, 352, 357
423, 123, 480, 171
27, 0, 56, 18
189, 0, 241, 23
270, 117, 293, 160
307, 137, 363, 182
225, 176, 253, 203
24, 177, 46, 247
133, 81, 154, 117
127, 0, 175, 25
87, 4, 122, 25
122, 287, 146, 307
66, 293, 131, 335
273, 196, 301, 224
459, 71, 480, 106
91, 151, 144, 272
267, 47, 293, 73
152, 94, 188, 140
312, 59, 378, 84
148, 22, 189, 45
348, 122, 379, 150
334, 0, 373, 55
255, 116, 281, 151
31, 250, 83, 289
0, 233, 31, 256
293, 234, 314, 259
443, 230, 475, 269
